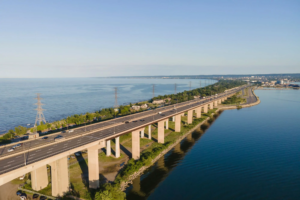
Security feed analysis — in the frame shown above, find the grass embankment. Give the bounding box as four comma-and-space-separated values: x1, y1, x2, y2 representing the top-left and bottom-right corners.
222, 94, 246, 105
16, 108, 218, 200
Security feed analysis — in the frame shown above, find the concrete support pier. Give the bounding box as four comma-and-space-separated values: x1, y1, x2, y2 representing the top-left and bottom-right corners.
148, 125, 151, 139
31, 166, 48, 191
50, 157, 69, 197
106, 140, 111, 156
209, 103, 213, 109
218, 99, 221, 104
214, 101, 218, 106
187, 110, 193, 124
140, 129, 144, 138
132, 130, 141, 160
203, 104, 208, 113
88, 145, 100, 189
115, 136, 120, 158
175, 114, 181, 132
165, 120, 169, 129
172, 116, 175, 122
158, 120, 164, 143
195, 107, 201, 118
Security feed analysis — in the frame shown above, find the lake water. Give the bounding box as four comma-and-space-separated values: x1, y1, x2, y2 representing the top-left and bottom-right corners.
125, 89, 300, 200
0, 78, 216, 135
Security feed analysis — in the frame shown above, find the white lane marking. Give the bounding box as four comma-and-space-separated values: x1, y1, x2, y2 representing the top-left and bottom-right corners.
7, 160, 14, 163
47, 151, 52, 154
3, 165, 11, 168
30, 154, 35, 156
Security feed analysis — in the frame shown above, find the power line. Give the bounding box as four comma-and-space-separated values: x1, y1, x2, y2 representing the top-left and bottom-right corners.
34, 93, 46, 126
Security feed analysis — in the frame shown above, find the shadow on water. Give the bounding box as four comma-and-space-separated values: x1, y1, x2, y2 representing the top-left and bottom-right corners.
125, 112, 221, 200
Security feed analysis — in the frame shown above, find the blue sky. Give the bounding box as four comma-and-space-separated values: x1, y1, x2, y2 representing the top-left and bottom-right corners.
0, 0, 299, 77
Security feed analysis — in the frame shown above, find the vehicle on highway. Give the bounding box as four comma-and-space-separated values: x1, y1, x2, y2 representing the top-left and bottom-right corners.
54, 135, 65, 141
75, 152, 81, 156
42, 136, 48, 140
7, 148, 14, 152
16, 191, 22, 196
19, 174, 25, 180
40, 196, 47, 200
133, 120, 138, 122
20, 136, 28, 140
69, 129, 74, 133
158, 112, 162, 114
15, 143, 22, 148
32, 194, 39, 199
124, 121, 129, 124
140, 119, 145, 122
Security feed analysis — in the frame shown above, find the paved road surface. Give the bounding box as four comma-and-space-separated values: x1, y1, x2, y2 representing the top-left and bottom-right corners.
0, 86, 247, 176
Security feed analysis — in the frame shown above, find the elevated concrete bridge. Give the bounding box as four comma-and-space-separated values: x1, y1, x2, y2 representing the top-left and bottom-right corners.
0, 85, 247, 196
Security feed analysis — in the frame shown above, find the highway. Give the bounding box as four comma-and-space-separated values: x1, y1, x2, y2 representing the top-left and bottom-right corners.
0, 85, 248, 175
0, 94, 212, 157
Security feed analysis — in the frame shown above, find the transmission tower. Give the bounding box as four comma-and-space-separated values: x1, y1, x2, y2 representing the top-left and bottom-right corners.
152, 84, 155, 99
114, 87, 118, 108
34, 93, 46, 126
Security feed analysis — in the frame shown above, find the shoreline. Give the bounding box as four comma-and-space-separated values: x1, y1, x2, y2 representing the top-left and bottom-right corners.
120, 109, 222, 191
121, 88, 261, 192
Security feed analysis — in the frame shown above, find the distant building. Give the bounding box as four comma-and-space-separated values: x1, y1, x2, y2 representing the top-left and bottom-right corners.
140, 104, 148, 109
152, 99, 164, 104
131, 105, 141, 111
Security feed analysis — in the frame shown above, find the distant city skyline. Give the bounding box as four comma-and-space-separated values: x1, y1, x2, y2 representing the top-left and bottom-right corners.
0, 1, 299, 78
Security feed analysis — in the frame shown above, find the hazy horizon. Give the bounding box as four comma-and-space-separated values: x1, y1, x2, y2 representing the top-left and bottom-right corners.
1, 1, 299, 78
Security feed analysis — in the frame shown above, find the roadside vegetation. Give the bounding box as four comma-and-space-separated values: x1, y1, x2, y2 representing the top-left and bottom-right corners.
15, 109, 218, 200
0, 80, 245, 145
222, 94, 246, 105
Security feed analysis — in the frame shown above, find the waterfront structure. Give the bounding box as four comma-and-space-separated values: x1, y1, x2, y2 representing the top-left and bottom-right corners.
0, 86, 247, 197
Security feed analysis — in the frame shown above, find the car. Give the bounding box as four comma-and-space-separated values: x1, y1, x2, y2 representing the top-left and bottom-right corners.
19, 174, 25, 180
69, 129, 74, 133
15, 143, 22, 148
140, 119, 145, 122
40, 196, 47, 200
158, 112, 162, 114
32, 194, 39, 199
124, 121, 129, 124
54, 135, 65, 141
132, 120, 138, 122
75, 152, 81, 156
16, 191, 22, 196
42, 136, 48, 140
7, 148, 14, 152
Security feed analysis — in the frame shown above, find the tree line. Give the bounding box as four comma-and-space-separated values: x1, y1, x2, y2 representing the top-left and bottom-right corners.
0, 80, 245, 144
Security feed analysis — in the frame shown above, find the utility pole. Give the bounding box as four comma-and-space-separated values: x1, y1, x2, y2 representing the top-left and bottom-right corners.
34, 93, 46, 126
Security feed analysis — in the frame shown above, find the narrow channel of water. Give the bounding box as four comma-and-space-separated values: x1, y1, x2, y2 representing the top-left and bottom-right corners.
125, 89, 300, 200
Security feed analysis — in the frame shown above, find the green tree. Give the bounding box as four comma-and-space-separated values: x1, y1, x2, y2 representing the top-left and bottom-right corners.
14, 126, 27, 136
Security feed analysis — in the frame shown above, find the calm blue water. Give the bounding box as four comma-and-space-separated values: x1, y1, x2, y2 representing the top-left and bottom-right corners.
0, 78, 216, 134
126, 89, 300, 200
